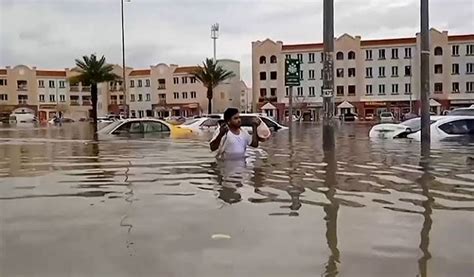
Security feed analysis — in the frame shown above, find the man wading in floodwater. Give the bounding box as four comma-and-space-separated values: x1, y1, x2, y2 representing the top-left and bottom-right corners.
210, 108, 261, 159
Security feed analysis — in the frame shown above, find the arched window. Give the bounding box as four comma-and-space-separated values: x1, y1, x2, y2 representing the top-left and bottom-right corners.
434, 46, 443, 56
270, 55, 277, 63
336, 51, 344, 60
348, 51, 356, 60
259, 56, 266, 64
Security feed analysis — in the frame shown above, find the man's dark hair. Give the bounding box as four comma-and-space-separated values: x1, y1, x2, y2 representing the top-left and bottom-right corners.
223, 108, 239, 122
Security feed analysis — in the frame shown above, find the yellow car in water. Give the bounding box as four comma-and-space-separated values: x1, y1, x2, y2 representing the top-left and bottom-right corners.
97, 118, 195, 139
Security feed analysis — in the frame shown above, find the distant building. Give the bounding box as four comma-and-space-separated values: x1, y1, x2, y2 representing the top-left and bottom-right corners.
239, 81, 252, 113
252, 29, 474, 121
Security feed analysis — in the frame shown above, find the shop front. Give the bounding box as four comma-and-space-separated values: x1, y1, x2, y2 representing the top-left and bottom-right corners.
152, 103, 201, 118
449, 99, 474, 109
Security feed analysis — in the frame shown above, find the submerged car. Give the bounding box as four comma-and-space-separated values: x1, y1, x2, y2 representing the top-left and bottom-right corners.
408, 116, 474, 141
97, 118, 194, 138
446, 105, 474, 116
369, 116, 443, 139
182, 117, 220, 134
379, 112, 395, 123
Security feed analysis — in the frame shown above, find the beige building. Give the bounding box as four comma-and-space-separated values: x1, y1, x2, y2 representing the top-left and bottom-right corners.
239, 80, 252, 113
252, 29, 474, 121
0, 59, 243, 121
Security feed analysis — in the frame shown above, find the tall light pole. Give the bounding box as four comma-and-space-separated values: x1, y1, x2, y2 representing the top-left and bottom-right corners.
121, 0, 129, 117
322, 0, 335, 151
420, 0, 430, 155
211, 23, 219, 61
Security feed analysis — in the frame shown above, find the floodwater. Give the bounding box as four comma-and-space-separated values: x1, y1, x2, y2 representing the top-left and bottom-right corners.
0, 122, 473, 277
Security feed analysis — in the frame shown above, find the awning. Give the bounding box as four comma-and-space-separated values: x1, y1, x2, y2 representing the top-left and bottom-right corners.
337, 100, 354, 109
429, 99, 441, 107
187, 103, 198, 109
261, 102, 276, 110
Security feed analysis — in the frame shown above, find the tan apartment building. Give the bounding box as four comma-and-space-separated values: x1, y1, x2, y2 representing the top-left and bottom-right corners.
252, 29, 474, 121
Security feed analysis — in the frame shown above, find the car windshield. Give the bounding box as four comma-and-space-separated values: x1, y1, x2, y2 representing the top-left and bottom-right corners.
98, 120, 122, 133
401, 118, 437, 131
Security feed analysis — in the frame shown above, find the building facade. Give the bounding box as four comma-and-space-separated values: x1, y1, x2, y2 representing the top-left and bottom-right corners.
252, 29, 474, 121
0, 59, 243, 121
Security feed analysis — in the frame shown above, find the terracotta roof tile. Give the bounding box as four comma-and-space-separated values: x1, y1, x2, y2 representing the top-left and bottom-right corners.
282, 43, 323, 51
448, 34, 474, 42
36, 70, 66, 77
361, 37, 416, 46
129, 69, 151, 76
174, 66, 199, 74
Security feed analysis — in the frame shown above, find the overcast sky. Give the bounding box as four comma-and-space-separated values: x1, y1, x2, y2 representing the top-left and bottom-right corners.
0, 0, 473, 84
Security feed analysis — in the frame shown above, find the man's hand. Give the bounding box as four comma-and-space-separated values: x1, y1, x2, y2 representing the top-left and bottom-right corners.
252, 117, 261, 128
219, 124, 229, 136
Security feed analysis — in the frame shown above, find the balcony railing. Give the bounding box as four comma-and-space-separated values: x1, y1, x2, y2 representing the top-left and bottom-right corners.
158, 85, 166, 90
82, 86, 91, 92
70, 86, 80, 92
70, 101, 80, 106
18, 100, 28, 104
17, 87, 28, 92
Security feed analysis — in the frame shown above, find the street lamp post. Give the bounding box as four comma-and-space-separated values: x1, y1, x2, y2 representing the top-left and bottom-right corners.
211, 23, 219, 62
420, 0, 431, 154
322, 0, 335, 151
121, 0, 129, 117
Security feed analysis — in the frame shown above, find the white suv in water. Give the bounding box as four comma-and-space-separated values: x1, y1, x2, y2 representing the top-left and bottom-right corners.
379, 112, 395, 123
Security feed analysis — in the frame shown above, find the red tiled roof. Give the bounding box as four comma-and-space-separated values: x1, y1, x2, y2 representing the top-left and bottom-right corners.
129, 69, 150, 76
0, 69, 6, 75
36, 70, 67, 77
174, 66, 199, 74
361, 37, 416, 46
282, 43, 323, 51
448, 34, 474, 42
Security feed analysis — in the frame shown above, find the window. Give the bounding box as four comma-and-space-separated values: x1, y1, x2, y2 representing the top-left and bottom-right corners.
336, 86, 344, 96
405, 47, 412, 58
320, 69, 324, 79
378, 49, 386, 60
320, 53, 325, 62
270, 55, 277, 63
366, 84, 373, 95
467, 45, 474, 55
0, 79, 7, 86
391, 84, 399, 94
336, 68, 344, 78
434, 64, 443, 74
378, 84, 386, 95
378, 66, 386, 77
391, 48, 399, 59
391, 66, 398, 77
49, 80, 55, 88
366, 50, 373, 60
145, 79, 150, 87
467, 82, 474, 92
199, 119, 219, 128
259, 56, 266, 64
158, 93, 166, 100
439, 119, 474, 135
130, 94, 135, 102
309, 86, 315, 97
144, 121, 171, 133
348, 51, 356, 60
38, 80, 45, 88
309, 70, 315, 80
173, 92, 179, 99
405, 66, 412, 76
452, 82, 460, 93
467, 63, 474, 74
59, 95, 65, 102
336, 52, 344, 60
191, 91, 197, 98
182, 92, 188, 99
366, 67, 373, 78
182, 77, 188, 84
59, 81, 65, 88
49, 94, 55, 102
285, 54, 291, 60
308, 53, 315, 63
110, 95, 118, 104
190, 77, 197, 83
113, 121, 144, 134
348, 85, 356, 96
173, 77, 179, 84
138, 94, 143, 101
18, 95, 28, 103
270, 88, 277, 96
130, 80, 135, 87
434, 83, 443, 94
138, 80, 143, 87
0, 94, 8, 101
297, 87, 303, 96
405, 83, 411, 94
260, 88, 267, 97
158, 79, 166, 89
452, 63, 460, 74
146, 93, 151, 101
434, 46, 443, 56
297, 54, 303, 62
300, 70, 304, 80
260, 72, 267, 80
285, 87, 289, 96
270, 71, 277, 80
348, 68, 356, 77
39, 94, 45, 102
452, 45, 459, 56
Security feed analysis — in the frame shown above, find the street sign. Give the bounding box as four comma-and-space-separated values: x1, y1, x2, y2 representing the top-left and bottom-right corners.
285, 58, 301, 87
322, 88, 333, 98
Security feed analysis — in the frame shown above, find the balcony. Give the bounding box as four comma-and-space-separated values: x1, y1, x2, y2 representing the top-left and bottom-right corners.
18, 100, 28, 105
258, 96, 277, 103
70, 101, 80, 106
70, 86, 80, 92
158, 85, 166, 90
82, 86, 91, 92
17, 87, 28, 92
82, 100, 92, 106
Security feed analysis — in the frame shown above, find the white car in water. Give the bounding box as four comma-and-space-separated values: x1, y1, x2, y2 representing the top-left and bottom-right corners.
379, 112, 395, 123
182, 117, 221, 134
97, 118, 194, 138
407, 116, 474, 141
446, 105, 474, 116
369, 116, 443, 139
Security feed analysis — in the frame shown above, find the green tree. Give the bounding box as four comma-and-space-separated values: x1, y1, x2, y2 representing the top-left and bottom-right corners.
192, 58, 235, 114
71, 54, 119, 127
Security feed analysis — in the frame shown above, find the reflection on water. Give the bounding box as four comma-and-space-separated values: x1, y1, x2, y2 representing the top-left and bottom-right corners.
0, 122, 473, 277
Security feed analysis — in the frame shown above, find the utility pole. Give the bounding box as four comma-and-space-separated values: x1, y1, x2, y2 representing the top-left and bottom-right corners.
420, 0, 430, 154
211, 23, 219, 62
322, 0, 335, 151
288, 87, 293, 128
121, 0, 128, 118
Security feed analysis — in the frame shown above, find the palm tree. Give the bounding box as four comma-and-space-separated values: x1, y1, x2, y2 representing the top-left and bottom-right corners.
71, 54, 119, 127
192, 58, 235, 114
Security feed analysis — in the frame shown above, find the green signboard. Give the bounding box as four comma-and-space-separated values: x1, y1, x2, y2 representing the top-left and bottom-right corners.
285, 58, 301, 87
